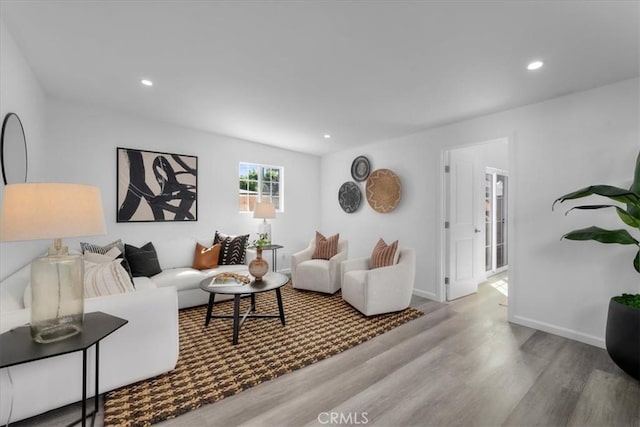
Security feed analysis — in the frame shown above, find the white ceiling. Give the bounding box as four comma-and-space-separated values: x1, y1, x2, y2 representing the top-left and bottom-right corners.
1, 1, 638, 156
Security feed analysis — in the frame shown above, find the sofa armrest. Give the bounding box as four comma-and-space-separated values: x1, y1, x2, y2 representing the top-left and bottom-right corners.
84, 286, 179, 385
0, 263, 31, 313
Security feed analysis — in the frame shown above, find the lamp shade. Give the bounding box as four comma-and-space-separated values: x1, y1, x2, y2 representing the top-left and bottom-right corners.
0, 183, 106, 241
253, 201, 276, 219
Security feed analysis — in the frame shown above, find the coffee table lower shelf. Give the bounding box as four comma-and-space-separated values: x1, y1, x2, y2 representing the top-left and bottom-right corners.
199, 272, 289, 345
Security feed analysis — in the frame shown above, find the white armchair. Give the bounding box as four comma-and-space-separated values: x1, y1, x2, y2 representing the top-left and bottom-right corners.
291, 237, 349, 294
341, 248, 416, 316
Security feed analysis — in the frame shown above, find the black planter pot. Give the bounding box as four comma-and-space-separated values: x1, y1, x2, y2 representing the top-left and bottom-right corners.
605, 298, 640, 380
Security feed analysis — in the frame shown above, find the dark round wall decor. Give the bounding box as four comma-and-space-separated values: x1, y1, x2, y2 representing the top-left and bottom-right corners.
338, 181, 362, 213
350, 155, 370, 182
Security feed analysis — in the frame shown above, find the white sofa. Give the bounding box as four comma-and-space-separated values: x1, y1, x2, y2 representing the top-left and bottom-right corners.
0, 236, 254, 423
146, 238, 256, 308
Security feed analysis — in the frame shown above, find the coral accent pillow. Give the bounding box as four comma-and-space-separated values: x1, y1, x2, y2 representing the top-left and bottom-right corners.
312, 232, 340, 260
370, 238, 399, 269
193, 243, 221, 270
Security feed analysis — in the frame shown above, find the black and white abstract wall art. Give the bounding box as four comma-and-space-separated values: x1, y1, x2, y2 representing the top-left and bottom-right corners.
117, 147, 197, 222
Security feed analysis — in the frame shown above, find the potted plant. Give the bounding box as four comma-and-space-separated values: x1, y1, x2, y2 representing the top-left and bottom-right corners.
251, 233, 270, 249
553, 150, 640, 380
248, 233, 270, 281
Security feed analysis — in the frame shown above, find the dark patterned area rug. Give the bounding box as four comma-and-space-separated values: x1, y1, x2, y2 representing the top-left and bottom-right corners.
103, 283, 423, 426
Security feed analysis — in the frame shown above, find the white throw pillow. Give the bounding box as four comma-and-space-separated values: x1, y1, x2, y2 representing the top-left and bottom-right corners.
83, 247, 121, 263
84, 259, 135, 298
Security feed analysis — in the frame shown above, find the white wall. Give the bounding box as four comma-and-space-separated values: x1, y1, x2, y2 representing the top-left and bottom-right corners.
38, 98, 320, 272
0, 20, 48, 279
321, 78, 639, 348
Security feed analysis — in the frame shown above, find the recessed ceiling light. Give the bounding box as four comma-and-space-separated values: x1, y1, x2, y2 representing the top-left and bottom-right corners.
141, 79, 153, 87
527, 61, 544, 71
323, 134, 331, 139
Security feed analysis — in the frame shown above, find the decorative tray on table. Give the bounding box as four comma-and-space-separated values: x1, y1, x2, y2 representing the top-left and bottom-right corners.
208, 272, 251, 287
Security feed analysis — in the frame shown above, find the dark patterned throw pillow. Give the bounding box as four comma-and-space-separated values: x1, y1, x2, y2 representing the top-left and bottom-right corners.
80, 239, 125, 254
213, 231, 249, 265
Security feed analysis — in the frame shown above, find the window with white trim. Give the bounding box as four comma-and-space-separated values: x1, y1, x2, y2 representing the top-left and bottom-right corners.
239, 162, 283, 212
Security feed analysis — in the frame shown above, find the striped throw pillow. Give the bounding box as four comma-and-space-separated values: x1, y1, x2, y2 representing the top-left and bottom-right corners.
370, 238, 399, 269
84, 259, 135, 298
80, 239, 133, 280
312, 232, 340, 260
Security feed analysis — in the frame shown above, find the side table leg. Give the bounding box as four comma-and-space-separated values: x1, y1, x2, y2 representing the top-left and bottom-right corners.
94, 341, 100, 418
232, 295, 241, 345
82, 349, 87, 427
272, 249, 277, 272
205, 293, 215, 326
276, 288, 286, 326
250, 293, 256, 312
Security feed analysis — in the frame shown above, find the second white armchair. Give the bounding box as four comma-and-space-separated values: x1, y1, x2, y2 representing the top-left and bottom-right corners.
341, 247, 416, 316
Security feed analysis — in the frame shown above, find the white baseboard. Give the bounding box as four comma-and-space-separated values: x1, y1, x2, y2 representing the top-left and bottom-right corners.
412, 288, 438, 301
512, 315, 605, 349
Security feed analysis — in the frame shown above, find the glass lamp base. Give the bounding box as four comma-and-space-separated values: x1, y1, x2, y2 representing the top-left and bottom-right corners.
31, 320, 82, 343
30, 251, 84, 344
258, 221, 272, 245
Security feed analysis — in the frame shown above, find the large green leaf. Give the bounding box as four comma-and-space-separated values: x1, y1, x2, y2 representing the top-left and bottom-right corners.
562, 226, 639, 245
553, 185, 640, 209
565, 205, 640, 228
635, 249, 640, 274
618, 206, 640, 229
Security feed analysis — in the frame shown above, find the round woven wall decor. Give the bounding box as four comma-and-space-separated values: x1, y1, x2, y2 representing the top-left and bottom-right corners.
350, 156, 370, 182
338, 181, 361, 213
366, 169, 401, 213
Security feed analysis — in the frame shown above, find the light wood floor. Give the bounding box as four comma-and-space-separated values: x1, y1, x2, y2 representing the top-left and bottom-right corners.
12, 276, 640, 427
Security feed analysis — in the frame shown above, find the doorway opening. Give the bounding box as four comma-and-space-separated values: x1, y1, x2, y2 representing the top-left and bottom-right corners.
442, 138, 509, 302
485, 168, 508, 275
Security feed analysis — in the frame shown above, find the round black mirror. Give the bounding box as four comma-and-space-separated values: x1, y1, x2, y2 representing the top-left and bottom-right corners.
1, 113, 28, 185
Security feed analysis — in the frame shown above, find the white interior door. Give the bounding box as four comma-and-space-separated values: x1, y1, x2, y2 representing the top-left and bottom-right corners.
447, 149, 483, 300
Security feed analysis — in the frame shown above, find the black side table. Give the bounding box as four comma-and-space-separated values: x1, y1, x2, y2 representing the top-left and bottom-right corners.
258, 244, 284, 272
0, 312, 128, 426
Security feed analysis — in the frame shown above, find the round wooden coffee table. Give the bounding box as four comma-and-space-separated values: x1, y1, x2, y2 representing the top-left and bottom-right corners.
199, 271, 289, 345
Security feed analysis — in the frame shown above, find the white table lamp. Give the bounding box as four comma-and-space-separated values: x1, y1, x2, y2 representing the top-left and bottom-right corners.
0, 183, 106, 343
253, 201, 276, 244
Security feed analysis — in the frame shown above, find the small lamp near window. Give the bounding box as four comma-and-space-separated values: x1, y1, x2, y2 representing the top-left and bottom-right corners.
0, 183, 106, 343
253, 201, 276, 244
